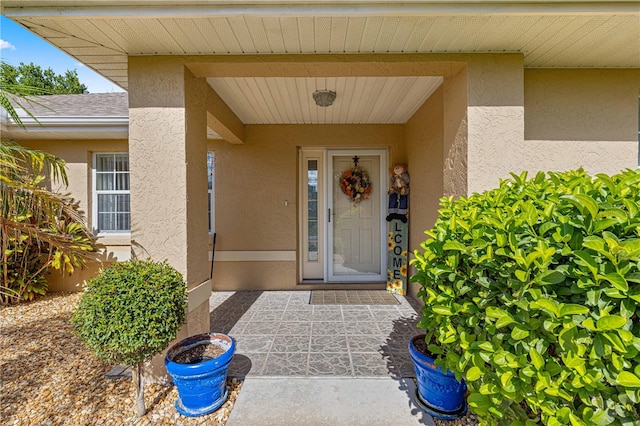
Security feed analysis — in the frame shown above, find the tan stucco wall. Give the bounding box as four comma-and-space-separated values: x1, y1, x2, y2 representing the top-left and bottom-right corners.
466, 54, 525, 194
405, 65, 469, 300
468, 66, 639, 193
128, 60, 210, 287
442, 67, 468, 197
210, 123, 405, 290
405, 84, 444, 300
523, 69, 639, 176
128, 59, 212, 381
18, 139, 130, 292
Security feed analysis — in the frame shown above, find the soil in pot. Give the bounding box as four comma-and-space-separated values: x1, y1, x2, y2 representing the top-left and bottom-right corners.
172, 343, 226, 364
413, 336, 431, 357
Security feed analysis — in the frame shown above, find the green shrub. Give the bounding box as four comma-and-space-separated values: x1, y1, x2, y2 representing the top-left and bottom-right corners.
71, 259, 187, 416
411, 169, 640, 425
1, 142, 95, 304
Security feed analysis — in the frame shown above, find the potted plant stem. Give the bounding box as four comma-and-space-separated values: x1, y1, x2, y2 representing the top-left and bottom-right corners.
72, 259, 187, 418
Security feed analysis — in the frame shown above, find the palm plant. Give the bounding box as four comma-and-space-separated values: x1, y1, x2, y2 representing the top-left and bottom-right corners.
0, 63, 52, 127
1, 67, 96, 303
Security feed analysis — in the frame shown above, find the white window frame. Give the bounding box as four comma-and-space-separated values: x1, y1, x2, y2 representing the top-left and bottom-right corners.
92, 152, 131, 236
299, 149, 325, 281
91, 152, 214, 236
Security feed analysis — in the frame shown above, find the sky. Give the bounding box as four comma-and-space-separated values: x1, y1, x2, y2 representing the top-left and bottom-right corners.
0, 15, 125, 93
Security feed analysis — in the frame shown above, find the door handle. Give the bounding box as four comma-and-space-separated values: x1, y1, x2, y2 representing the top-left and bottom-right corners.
328, 208, 332, 223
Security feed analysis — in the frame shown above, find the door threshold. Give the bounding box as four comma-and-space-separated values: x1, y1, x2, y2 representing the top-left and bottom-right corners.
297, 282, 386, 291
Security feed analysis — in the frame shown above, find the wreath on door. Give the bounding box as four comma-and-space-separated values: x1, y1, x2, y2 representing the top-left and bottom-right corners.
339, 156, 372, 203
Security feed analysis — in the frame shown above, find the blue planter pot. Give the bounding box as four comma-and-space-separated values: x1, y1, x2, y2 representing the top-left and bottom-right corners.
165, 332, 235, 417
409, 334, 467, 420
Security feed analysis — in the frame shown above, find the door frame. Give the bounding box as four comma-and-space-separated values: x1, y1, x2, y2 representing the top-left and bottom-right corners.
299, 149, 325, 281
326, 148, 388, 282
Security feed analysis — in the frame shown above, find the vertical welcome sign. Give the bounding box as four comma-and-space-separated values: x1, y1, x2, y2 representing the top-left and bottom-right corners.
386, 220, 408, 295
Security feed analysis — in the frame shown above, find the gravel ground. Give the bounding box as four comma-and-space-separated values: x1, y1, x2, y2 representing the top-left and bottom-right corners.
1, 291, 479, 426
433, 410, 478, 426
0, 292, 241, 426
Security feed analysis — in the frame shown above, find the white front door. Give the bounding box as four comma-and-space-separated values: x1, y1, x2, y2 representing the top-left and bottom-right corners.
327, 150, 386, 282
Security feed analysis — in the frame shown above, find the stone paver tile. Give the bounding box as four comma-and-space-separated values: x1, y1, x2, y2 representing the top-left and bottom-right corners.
309, 335, 349, 352
276, 321, 312, 336
270, 335, 311, 353
234, 335, 274, 353
369, 311, 405, 322
307, 353, 352, 376
312, 310, 344, 321
248, 310, 285, 322
262, 353, 308, 376
389, 334, 412, 345
347, 335, 387, 353
284, 301, 314, 310
312, 305, 343, 314
311, 321, 346, 335
391, 353, 416, 378
341, 309, 374, 321
280, 310, 313, 321
375, 321, 403, 335
257, 302, 289, 312
287, 292, 311, 304
385, 335, 413, 354
224, 321, 250, 335
260, 293, 292, 304
344, 321, 384, 335
351, 352, 391, 377
228, 352, 267, 377
242, 321, 281, 335
209, 291, 235, 303
368, 305, 401, 314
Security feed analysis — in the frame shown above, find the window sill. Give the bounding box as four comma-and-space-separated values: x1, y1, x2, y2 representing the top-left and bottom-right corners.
96, 234, 131, 246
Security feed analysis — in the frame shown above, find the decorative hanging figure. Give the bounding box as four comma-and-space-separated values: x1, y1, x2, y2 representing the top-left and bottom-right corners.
386, 163, 409, 223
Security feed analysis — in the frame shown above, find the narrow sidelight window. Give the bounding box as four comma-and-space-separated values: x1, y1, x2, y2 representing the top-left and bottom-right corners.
307, 160, 319, 261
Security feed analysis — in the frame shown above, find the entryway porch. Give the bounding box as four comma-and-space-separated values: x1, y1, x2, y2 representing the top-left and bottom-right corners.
210, 290, 466, 425
210, 290, 421, 378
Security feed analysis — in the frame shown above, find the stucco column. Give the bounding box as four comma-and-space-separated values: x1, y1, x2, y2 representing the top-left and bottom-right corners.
466, 54, 525, 194
442, 67, 468, 197
128, 57, 210, 381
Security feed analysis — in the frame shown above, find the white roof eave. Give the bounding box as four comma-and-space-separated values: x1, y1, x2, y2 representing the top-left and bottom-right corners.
4, 1, 640, 18
3, 115, 129, 138
8, 116, 129, 127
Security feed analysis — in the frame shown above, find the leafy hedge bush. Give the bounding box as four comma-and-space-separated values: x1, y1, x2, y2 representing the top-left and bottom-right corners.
412, 169, 640, 425
71, 259, 187, 416
72, 259, 187, 365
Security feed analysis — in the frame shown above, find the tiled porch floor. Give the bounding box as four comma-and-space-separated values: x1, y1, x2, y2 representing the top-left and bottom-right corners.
209, 291, 422, 378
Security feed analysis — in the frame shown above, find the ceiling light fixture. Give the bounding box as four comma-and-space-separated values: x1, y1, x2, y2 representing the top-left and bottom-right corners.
312, 89, 336, 107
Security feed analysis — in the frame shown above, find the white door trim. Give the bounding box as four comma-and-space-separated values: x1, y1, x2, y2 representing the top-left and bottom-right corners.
299, 149, 325, 281
326, 149, 387, 283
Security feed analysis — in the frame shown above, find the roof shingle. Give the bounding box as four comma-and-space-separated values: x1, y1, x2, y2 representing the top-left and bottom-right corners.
22, 93, 128, 117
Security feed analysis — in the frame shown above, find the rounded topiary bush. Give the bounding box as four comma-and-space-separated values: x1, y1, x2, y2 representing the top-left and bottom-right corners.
411, 169, 640, 425
71, 258, 187, 416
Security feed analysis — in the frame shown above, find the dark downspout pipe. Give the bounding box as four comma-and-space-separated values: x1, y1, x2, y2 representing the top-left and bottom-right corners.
210, 233, 217, 280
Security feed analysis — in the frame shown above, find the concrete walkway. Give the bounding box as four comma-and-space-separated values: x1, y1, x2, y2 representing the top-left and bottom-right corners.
209, 291, 437, 425
227, 377, 436, 426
